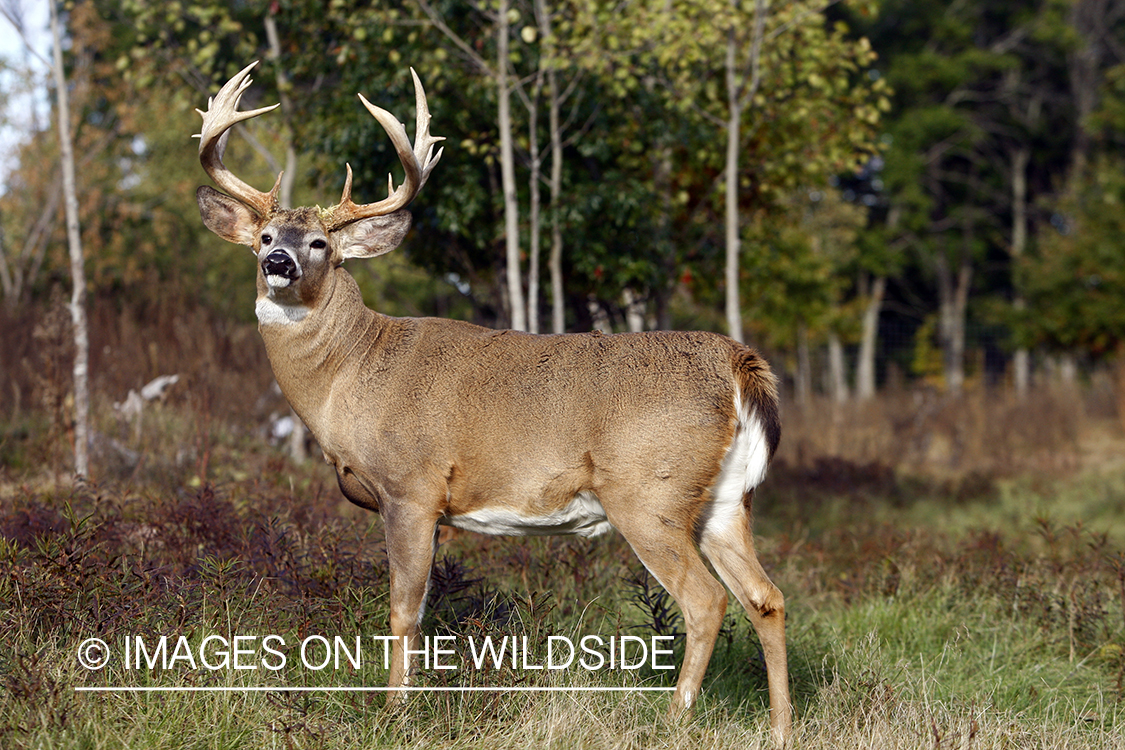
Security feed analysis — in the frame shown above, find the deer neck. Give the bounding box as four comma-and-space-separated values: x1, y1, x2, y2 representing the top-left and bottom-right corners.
256, 267, 387, 434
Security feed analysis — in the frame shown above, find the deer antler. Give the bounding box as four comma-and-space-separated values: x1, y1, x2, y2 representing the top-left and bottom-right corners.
323, 69, 445, 231
194, 61, 282, 218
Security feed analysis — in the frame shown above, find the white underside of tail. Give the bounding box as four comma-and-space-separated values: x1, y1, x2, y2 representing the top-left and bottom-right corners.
704, 388, 771, 536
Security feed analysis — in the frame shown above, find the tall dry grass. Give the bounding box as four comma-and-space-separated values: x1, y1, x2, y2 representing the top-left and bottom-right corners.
780, 384, 1089, 480
1, 293, 278, 486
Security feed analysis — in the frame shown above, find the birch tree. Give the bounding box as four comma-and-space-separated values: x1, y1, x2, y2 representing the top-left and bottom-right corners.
720, 0, 766, 343
49, 0, 91, 477
631, 0, 885, 343
417, 0, 528, 330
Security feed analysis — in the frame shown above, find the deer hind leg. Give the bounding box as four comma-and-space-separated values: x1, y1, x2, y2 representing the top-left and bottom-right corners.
381, 500, 440, 706
698, 495, 791, 747
604, 496, 728, 716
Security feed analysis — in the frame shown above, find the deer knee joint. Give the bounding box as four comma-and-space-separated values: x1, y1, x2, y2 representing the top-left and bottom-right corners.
756, 584, 785, 618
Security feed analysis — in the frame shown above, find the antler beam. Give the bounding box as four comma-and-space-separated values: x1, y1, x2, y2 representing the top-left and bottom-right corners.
323, 69, 445, 231
194, 61, 282, 218
197, 63, 442, 229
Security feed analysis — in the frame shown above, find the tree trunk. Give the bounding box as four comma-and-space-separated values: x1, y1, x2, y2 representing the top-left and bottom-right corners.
856, 274, 886, 400
935, 241, 972, 395
50, 0, 90, 478
0, 212, 10, 300
795, 322, 812, 406
722, 0, 766, 343
723, 25, 743, 343
498, 0, 526, 331
1066, 0, 1102, 189
827, 332, 849, 404
414, 0, 528, 331
1010, 145, 1030, 397
525, 72, 544, 334
264, 13, 298, 211
623, 288, 645, 332
547, 76, 565, 334
652, 141, 674, 332
536, 0, 567, 335
587, 295, 612, 333
1, 177, 62, 308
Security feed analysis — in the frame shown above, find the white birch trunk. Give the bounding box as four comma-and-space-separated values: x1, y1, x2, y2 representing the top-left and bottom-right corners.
722, 0, 765, 343
827, 332, 849, 404
795, 322, 812, 406
723, 26, 743, 343
623, 288, 645, 333
548, 86, 565, 334
1010, 146, 1030, 397
526, 72, 544, 334
540, 0, 566, 335
50, 1, 90, 478
498, 0, 526, 331
936, 246, 972, 395
856, 275, 885, 400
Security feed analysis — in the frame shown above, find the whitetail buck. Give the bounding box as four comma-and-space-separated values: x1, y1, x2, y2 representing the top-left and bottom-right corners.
195, 62, 791, 746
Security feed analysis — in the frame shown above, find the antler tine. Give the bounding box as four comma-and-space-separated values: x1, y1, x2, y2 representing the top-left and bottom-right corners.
408, 68, 446, 188
195, 61, 282, 218
325, 69, 445, 231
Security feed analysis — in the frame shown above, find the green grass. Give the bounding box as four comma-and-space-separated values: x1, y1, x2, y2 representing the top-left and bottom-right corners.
2, 455, 1125, 748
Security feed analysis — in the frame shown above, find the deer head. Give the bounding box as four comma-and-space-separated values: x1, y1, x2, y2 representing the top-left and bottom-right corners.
194, 61, 443, 315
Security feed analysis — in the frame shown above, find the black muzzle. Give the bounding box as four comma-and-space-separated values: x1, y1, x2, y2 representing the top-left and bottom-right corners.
262, 250, 299, 280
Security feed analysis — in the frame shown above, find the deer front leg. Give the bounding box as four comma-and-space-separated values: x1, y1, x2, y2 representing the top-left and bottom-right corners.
381, 500, 440, 706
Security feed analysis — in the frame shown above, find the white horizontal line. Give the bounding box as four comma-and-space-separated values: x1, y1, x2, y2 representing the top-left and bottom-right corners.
75, 686, 675, 693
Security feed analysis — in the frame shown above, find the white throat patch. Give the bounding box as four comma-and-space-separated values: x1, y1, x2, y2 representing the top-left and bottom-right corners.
256, 296, 309, 325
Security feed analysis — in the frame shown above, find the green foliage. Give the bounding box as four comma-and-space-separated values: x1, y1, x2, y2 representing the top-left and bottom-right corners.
117, 0, 263, 92
738, 188, 868, 348
104, 0, 888, 331
1017, 157, 1125, 356
618, 0, 888, 195
12, 0, 1125, 386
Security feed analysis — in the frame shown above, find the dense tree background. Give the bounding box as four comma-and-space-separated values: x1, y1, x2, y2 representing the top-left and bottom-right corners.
3, 0, 1124, 403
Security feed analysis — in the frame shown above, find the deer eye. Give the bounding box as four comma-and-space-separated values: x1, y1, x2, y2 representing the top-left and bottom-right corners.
261, 234, 273, 246
310, 239, 327, 250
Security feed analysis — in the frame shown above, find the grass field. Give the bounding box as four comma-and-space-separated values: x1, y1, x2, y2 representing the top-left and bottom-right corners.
2, 373, 1125, 748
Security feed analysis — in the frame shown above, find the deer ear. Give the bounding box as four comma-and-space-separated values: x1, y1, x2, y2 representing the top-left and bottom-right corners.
332, 210, 412, 261
197, 186, 261, 248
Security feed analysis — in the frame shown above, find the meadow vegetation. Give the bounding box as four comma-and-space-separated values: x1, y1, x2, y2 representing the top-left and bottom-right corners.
1, 301, 1124, 749
5, 2, 1125, 746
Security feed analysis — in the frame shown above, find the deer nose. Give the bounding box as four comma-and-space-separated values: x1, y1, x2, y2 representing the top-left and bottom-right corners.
262, 250, 300, 280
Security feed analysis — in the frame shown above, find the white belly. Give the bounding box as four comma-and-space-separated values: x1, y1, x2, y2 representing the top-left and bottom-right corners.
441, 491, 612, 538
